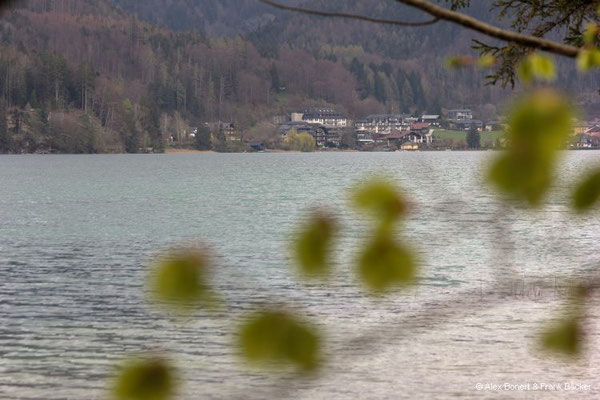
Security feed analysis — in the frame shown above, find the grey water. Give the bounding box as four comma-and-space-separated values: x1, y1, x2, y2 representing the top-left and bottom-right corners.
1, 152, 599, 399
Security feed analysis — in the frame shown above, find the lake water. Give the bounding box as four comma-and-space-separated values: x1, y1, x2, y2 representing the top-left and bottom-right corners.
1, 152, 599, 399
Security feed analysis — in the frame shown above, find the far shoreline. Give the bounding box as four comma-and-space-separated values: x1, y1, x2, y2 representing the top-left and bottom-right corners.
164, 148, 216, 154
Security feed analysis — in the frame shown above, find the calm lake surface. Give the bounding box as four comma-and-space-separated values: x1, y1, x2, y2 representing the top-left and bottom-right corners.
1, 152, 599, 399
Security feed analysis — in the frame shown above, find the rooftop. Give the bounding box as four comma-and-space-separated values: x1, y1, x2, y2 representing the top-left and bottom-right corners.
302, 108, 346, 119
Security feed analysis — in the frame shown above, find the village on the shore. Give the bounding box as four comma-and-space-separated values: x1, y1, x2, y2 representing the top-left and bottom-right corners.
183, 107, 600, 152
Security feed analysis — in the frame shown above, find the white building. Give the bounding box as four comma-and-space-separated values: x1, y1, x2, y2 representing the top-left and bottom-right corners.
421, 114, 441, 126
301, 108, 347, 128
355, 114, 412, 134
448, 109, 473, 120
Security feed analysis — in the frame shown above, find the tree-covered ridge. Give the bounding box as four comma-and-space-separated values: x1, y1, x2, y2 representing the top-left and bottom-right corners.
2, 0, 600, 153
110, 0, 281, 36
0, 1, 302, 152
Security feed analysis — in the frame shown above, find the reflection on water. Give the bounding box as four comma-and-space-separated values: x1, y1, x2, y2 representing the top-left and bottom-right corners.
0, 152, 599, 399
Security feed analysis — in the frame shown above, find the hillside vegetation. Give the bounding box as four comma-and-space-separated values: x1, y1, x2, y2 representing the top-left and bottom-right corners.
0, 0, 599, 153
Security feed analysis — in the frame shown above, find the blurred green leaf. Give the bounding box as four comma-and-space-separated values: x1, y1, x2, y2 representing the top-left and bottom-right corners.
357, 233, 417, 293
488, 89, 574, 206
477, 54, 496, 68
352, 179, 406, 223
114, 357, 175, 400
573, 169, 600, 211
294, 211, 337, 278
238, 310, 321, 372
446, 55, 471, 69
518, 53, 556, 83
577, 48, 600, 71
446, 55, 495, 69
149, 248, 216, 310
517, 57, 534, 84
583, 23, 598, 44
541, 316, 582, 357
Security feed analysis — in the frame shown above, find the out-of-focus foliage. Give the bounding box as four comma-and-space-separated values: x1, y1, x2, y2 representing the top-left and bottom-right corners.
352, 179, 418, 293
541, 316, 583, 357
445, 54, 496, 69
149, 248, 217, 311
488, 89, 574, 206
572, 169, 600, 211
477, 54, 497, 68
352, 179, 407, 224
293, 211, 337, 278
577, 48, 600, 71
540, 285, 588, 357
113, 357, 175, 400
357, 232, 417, 293
237, 310, 321, 373
95, 2, 600, 397
474, 0, 600, 86
582, 22, 599, 45
577, 23, 600, 71
517, 53, 556, 84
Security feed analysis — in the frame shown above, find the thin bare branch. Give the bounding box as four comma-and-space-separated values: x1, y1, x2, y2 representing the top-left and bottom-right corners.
258, 0, 440, 27
396, 0, 579, 57
259, 0, 581, 58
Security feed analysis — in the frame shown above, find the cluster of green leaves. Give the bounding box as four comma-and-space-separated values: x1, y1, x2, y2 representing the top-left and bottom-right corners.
517, 53, 556, 84
577, 22, 600, 71
293, 211, 337, 278
567, 18, 600, 215
352, 180, 417, 293
110, 41, 600, 398
446, 54, 496, 69
238, 310, 321, 372
541, 286, 589, 357
112, 137, 600, 398
149, 248, 218, 311
111, 179, 422, 398
483, 51, 600, 357
471, 0, 600, 86
488, 88, 574, 206
113, 357, 175, 400
573, 169, 600, 211
445, 46, 600, 357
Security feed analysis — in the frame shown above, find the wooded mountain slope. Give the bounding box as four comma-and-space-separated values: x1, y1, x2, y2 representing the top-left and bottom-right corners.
0, 0, 599, 153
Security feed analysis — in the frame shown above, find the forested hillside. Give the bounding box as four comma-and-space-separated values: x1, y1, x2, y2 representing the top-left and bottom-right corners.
1, 0, 599, 153
111, 0, 279, 35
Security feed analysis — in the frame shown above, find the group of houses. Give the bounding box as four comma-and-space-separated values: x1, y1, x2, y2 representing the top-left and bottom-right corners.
355, 117, 435, 148
573, 118, 600, 148
276, 108, 490, 149
185, 121, 239, 142
277, 109, 348, 147
175, 107, 600, 151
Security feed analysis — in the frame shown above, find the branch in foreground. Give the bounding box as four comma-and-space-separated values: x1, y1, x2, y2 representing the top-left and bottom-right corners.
396, 0, 579, 57
259, 0, 581, 58
258, 0, 440, 27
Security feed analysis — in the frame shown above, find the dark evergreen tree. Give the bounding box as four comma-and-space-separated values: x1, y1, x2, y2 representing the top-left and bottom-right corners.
350, 58, 369, 99
374, 72, 387, 103
213, 127, 227, 152
340, 127, 356, 149
430, 98, 442, 116
270, 63, 280, 93
194, 125, 212, 150
141, 97, 165, 152
122, 99, 140, 153
0, 99, 11, 153
466, 125, 481, 149
408, 71, 427, 111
